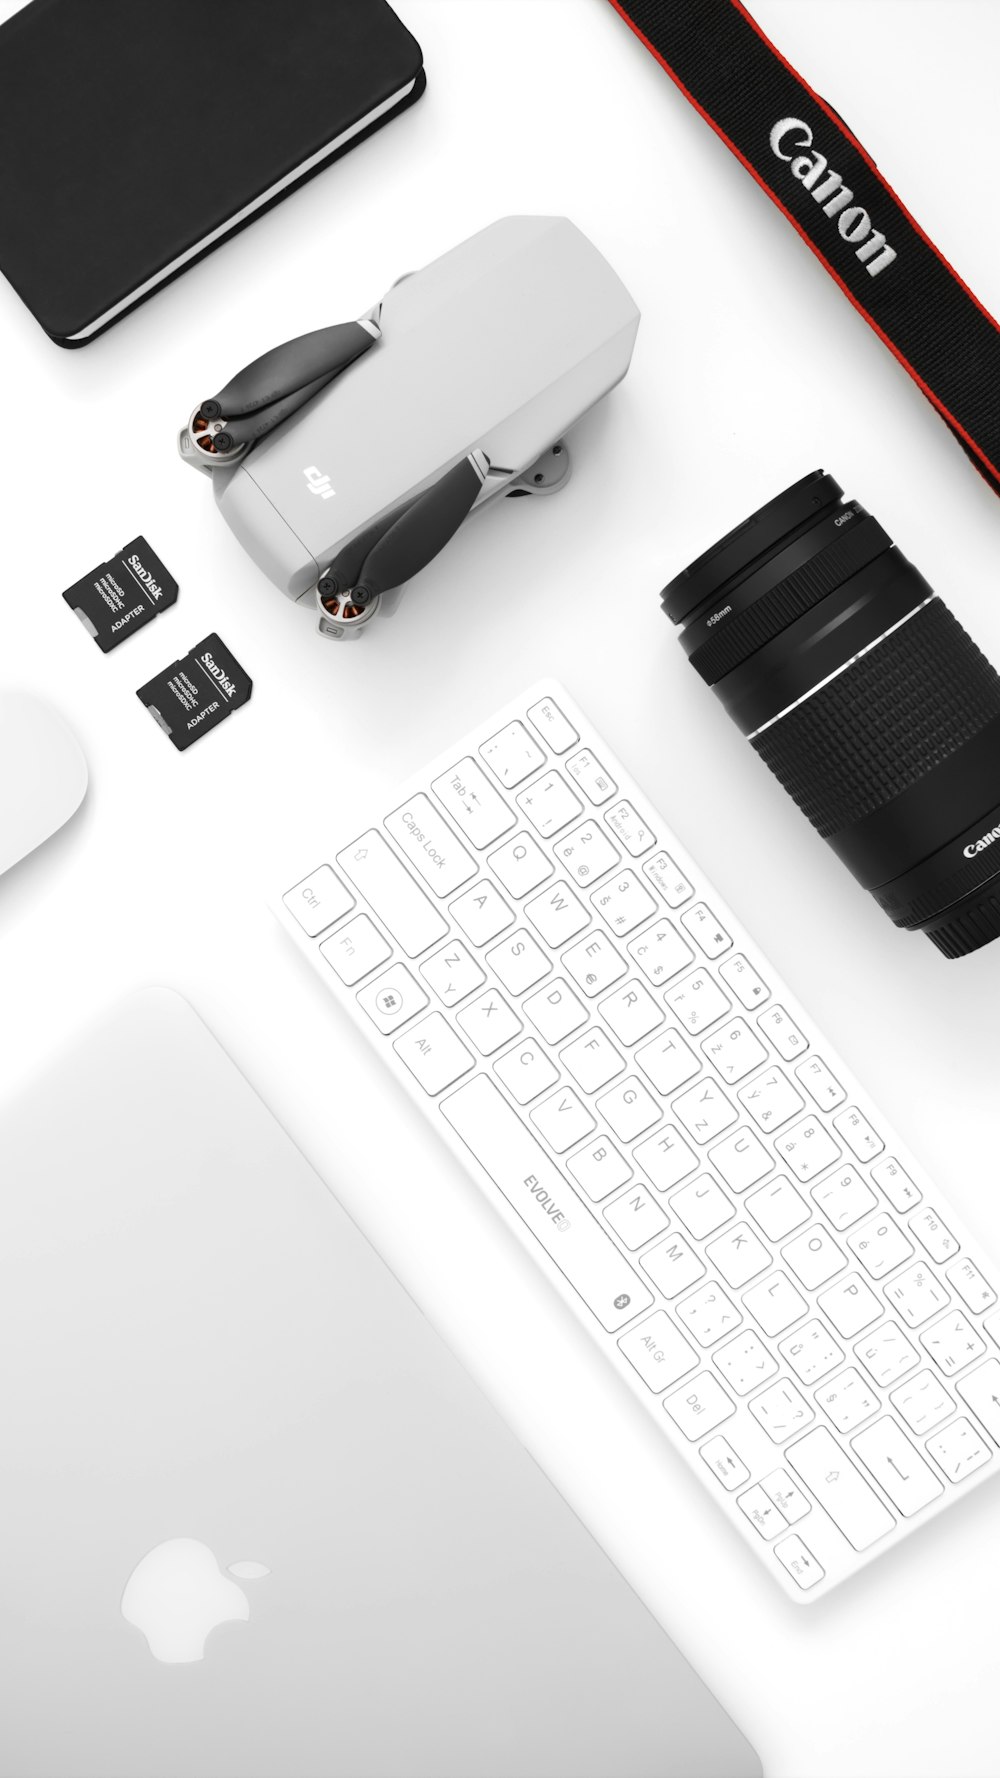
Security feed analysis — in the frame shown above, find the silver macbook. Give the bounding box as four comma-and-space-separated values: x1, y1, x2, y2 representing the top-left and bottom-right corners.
0, 989, 762, 1778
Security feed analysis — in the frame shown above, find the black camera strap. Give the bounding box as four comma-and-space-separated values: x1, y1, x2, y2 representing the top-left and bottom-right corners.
607, 0, 1000, 496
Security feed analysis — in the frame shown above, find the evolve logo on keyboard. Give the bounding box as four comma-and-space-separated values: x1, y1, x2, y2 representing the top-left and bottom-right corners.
277, 682, 1000, 1603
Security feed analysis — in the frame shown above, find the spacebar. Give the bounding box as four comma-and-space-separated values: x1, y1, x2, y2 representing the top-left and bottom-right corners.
441, 1075, 652, 1333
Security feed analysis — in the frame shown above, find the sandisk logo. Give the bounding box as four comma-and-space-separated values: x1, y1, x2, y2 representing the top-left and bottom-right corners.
964, 823, 1000, 859
200, 652, 237, 697
770, 118, 897, 278
303, 465, 336, 500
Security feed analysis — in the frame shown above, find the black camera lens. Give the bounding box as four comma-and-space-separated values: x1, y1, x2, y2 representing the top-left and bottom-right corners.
662, 471, 1000, 958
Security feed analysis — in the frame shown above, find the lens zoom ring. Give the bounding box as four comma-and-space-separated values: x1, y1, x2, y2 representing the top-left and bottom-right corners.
689, 519, 891, 685
752, 601, 1000, 838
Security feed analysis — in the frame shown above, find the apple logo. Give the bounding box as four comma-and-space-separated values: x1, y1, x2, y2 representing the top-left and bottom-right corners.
121, 1538, 270, 1664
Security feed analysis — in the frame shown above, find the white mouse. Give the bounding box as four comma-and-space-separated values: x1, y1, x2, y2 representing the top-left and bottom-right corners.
0, 692, 88, 877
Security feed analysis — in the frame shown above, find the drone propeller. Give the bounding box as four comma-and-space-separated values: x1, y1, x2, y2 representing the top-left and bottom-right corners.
201, 320, 379, 419
321, 453, 490, 622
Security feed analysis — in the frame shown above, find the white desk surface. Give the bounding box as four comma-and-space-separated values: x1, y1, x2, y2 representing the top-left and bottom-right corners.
1, 4, 998, 1774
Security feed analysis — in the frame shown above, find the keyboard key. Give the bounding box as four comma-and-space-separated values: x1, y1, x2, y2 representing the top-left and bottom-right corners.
450, 881, 514, 946
701, 1017, 768, 1084
604, 1184, 670, 1250
847, 1213, 914, 1280
479, 720, 545, 788
749, 1379, 814, 1442
854, 1322, 919, 1387
710, 1127, 774, 1193
526, 695, 577, 754
890, 1371, 954, 1436
909, 1206, 960, 1263
920, 1310, 986, 1377
605, 799, 655, 856
786, 1428, 894, 1551
774, 1535, 825, 1590
705, 1223, 771, 1289
524, 880, 589, 947
357, 963, 429, 1034
762, 1469, 811, 1524
618, 1310, 697, 1391
591, 869, 658, 936
663, 1373, 735, 1439
743, 1273, 808, 1337
817, 1273, 883, 1338
811, 1167, 877, 1232
394, 1014, 474, 1095
320, 913, 391, 985
337, 832, 448, 958
523, 978, 587, 1044
815, 1367, 879, 1434
774, 1114, 841, 1181
567, 1135, 631, 1201
562, 931, 628, 997
926, 1418, 992, 1483
635, 1027, 700, 1095
431, 758, 515, 848
283, 863, 353, 936
516, 770, 582, 838
561, 1028, 625, 1093
666, 970, 731, 1035
421, 940, 486, 1007
456, 989, 522, 1056
781, 1226, 847, 1290
627, 919, 693, 987
719, 954, 769, 1009
634, 1125, 698, 1191
714, 1330, 778, 1395
756, 1005, 808, 1060
385, 794, 477, 895
670, 1176, 733, 1240
554, 820, 620, 886
701, 1436, 750, 1490
794, 1055, 846, 1112
488, 832, 552, 898
738, 1484, 786, 1539
778, 1320, 843, 1385
851, 1419, 943, 1516
440, 1075, 652, 1332
596, 1075, 661, 1141
565, 748, 617, 805
643, 850, 694, 908
738, 1069, 804, 1134
947, 1258, 997, 1315
642, 1233, 706, 1298
883, 1262, 950, 1328
530, 1087, 596, 1154
833, 1106, 884, 1163
599, 980, 663, 1046
494, 1040, 560, 1105
486, 929, 550, 994
672, 1078, 737, 1144
746, 1176, 810, 1242
680, 903, 732, 958
871, 1156, 921, 1214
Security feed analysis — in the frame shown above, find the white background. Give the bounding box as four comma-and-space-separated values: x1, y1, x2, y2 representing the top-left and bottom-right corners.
2, 3, 999, 1774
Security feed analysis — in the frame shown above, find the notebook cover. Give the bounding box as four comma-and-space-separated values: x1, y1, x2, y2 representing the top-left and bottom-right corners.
0, 0, 425, 345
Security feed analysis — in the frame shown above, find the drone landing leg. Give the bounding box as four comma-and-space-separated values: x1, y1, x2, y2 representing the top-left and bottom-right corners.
505, 441, 571, 498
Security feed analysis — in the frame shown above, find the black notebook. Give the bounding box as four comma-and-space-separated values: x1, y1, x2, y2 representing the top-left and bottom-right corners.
0, 0, 425, 346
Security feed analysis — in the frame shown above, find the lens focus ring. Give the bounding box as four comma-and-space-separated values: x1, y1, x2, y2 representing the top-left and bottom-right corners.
688, 516, 892, 686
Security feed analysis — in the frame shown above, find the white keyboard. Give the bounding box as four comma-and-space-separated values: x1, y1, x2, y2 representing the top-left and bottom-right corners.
276, 681, 1000, 1602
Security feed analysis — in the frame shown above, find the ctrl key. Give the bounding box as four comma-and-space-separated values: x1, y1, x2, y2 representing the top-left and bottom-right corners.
774, 1535, 824, 1592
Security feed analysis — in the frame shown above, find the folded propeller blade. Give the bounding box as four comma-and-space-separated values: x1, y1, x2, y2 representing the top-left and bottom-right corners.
352, 452, 490, 603
203, 321, 377, 419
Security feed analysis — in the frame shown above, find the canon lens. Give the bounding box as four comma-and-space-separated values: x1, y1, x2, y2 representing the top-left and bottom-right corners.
662, 471, 1000, 958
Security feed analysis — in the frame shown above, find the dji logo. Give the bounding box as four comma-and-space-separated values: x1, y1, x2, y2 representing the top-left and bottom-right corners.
303, 465, 336, 500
